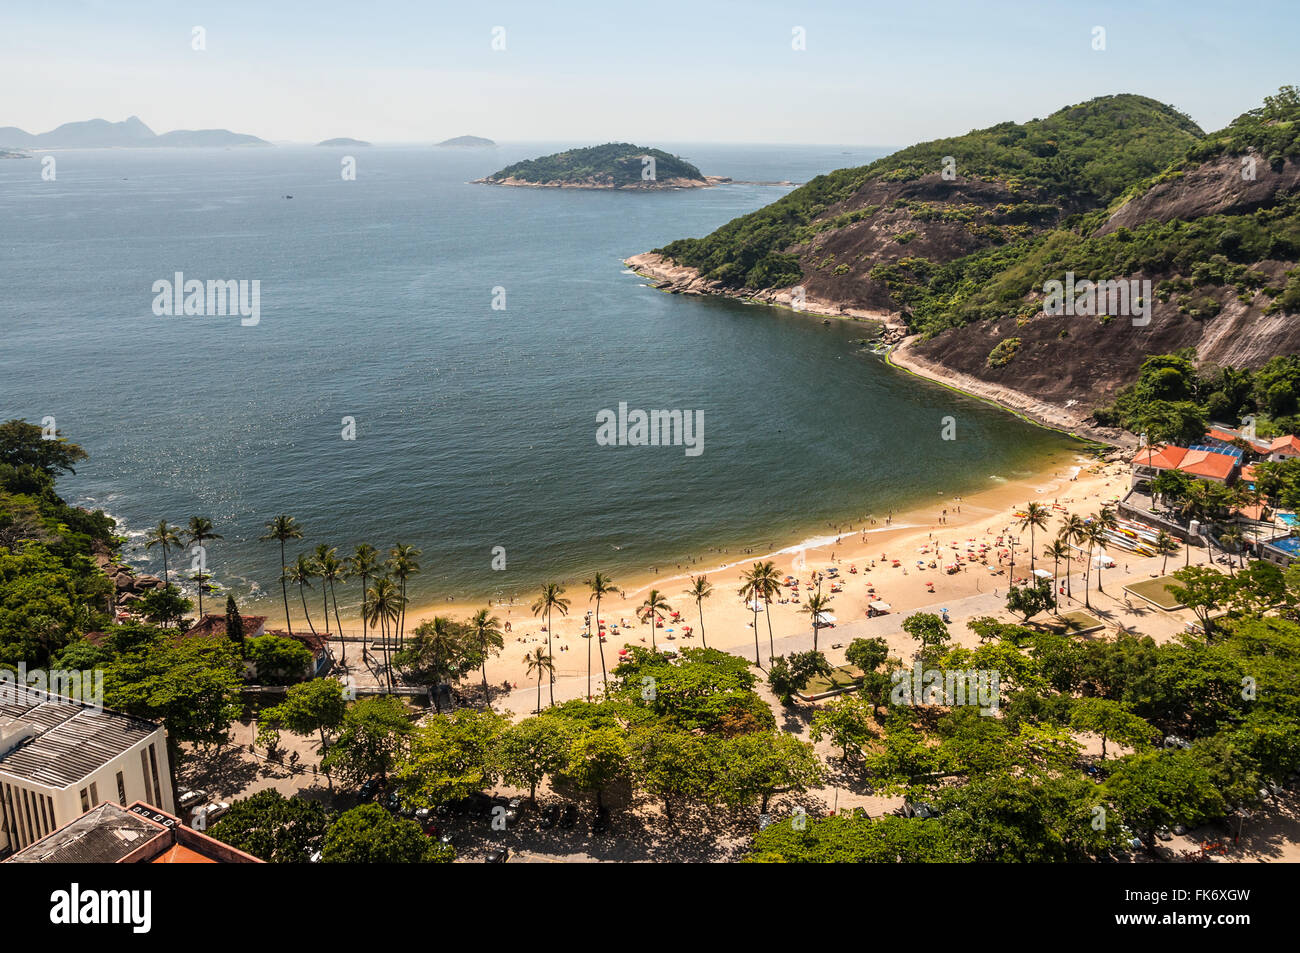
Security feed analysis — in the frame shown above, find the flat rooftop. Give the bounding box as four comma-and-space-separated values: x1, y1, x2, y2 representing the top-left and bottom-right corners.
6, 802, 261, 863
0, 684, 161, 788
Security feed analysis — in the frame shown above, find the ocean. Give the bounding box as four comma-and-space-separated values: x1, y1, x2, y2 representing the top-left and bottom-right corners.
0, 142, 1079, 619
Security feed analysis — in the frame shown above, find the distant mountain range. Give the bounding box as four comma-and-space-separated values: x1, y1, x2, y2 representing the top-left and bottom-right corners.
0, 116, 269, 149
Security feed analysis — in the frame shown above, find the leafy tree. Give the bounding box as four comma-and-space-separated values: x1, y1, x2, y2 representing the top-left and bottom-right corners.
395, 709, 507, 807
1005, 579, 1055, 622
554, 726, 630, 812
134, 584, 193, 629
718, 731, 824, 815
321, 804, 451, 863
845, 636, 890, 673
246, 634, 313, 685
766, 651, 832, 706
629, 727, 717, 822
902, 612, 950, 664
1168, 566, 1236, 639
747, 813, 956, 863
1068, 698, 1159, 759
497, 714, 571, 802
810, 694, 876, 762
208, 790, 330, 863
320, 695, 413, 786
1105, 750, 1226, 852
258, 678, 347, 759
0, 419, 88, 476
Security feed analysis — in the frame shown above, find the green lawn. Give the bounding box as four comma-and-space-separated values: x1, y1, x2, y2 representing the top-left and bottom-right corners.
1124, 576, 1184, 610
802, 664, 864, 698
1038, 610, 1105, 635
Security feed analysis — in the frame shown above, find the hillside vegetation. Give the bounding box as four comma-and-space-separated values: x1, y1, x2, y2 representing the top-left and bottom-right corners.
485, 143, 705, 187
645, 89, 1300, 430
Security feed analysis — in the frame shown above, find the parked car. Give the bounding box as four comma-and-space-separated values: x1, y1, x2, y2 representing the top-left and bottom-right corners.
538, 804, 561, 830
177, 789, 207, 813
358, 778, 383, 802
194, 801, 230, 826
592, 807, 610, 835
484, 847, 509, 863
901, 800, 938, 820
384, 790, 402, 814
506, 798, 523, 823
559, 804, 578, 829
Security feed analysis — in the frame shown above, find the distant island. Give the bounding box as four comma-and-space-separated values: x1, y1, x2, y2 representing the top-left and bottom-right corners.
438, 135, 495, 148
0, 148, 29, 159
316, 137, 370, 147
475, 142, 723, 190
0, 116, 270, 149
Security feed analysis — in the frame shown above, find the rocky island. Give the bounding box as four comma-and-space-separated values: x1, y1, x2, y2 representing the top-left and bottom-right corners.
475, 142, 724, 190
317, 137, 370, 147
438, 135, 495, 148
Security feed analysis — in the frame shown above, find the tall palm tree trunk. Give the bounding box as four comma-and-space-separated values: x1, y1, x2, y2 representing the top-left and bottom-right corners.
764, 595, 775, 661
298, 583, 318, 636
546, 607, 555, 707
279, 540, 293, 635
595, 594, 609, 693
697, 597, 707, 649
330, 580, 346, 662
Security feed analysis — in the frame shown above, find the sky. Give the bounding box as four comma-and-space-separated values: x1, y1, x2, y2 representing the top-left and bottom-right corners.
2, 0, 1297, 145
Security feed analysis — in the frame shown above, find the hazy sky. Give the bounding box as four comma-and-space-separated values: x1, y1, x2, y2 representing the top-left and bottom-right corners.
3, 0, 1297, 145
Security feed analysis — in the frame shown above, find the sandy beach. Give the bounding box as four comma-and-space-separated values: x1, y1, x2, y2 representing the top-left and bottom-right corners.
380, 451, 1149, 694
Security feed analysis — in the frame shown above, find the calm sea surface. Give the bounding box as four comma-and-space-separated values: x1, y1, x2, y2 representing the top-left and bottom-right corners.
0, 143, 1079, 618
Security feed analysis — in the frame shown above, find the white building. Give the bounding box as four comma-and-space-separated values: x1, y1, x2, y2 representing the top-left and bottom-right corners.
0, 684, 174, 857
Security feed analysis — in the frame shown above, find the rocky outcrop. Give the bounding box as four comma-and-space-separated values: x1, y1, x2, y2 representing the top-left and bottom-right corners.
1098, 155, 1300, 235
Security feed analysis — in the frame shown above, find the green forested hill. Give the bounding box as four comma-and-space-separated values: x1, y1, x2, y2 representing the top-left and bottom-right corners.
484, 142, 705, 187
657, 94, 1204, 290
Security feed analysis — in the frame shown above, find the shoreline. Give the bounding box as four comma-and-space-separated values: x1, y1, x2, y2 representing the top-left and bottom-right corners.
623, 251, 1133, 446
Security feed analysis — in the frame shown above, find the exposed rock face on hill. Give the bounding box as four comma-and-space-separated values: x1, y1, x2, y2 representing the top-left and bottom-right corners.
1098, 156, 1300, 234
632, 92, 1300, 439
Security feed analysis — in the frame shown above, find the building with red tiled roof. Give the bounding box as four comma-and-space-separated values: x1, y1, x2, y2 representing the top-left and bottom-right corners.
1131, 444, 1240, 487
5, 801, 261, 863
186, 613, 267, 640
1268, 435, 1300, 460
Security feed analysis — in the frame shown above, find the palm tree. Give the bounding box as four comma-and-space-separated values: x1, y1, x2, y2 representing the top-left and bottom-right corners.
260, 515, 303, 634
144, 519, 183, 591
738, 564, 765, 666
183, 517, 222, 617
348, 543, 380, 661
314, 546, 348, 659
1219, 525, 1246, 575
751, 560, 783, 661
387, 544, 421, 649
524, 648, 554, 713
468, 608, 504, 707
1079, 522, 1108, 608
1017, 503, 1050, 572
801, 591, 833, 652
1058, 513, 1085, 598
587, 572, 618, 696
685, 575, 713, 649
1044, 540, 1070, 609
1154, 530, 1178, 576
364, 576, 404, 691
637, 588, 672, 651
285, 554, 319, 637
530, 583, 570, 707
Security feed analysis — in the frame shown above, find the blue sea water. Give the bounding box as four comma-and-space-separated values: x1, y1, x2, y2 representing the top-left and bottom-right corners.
0, 142, 1079, 619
